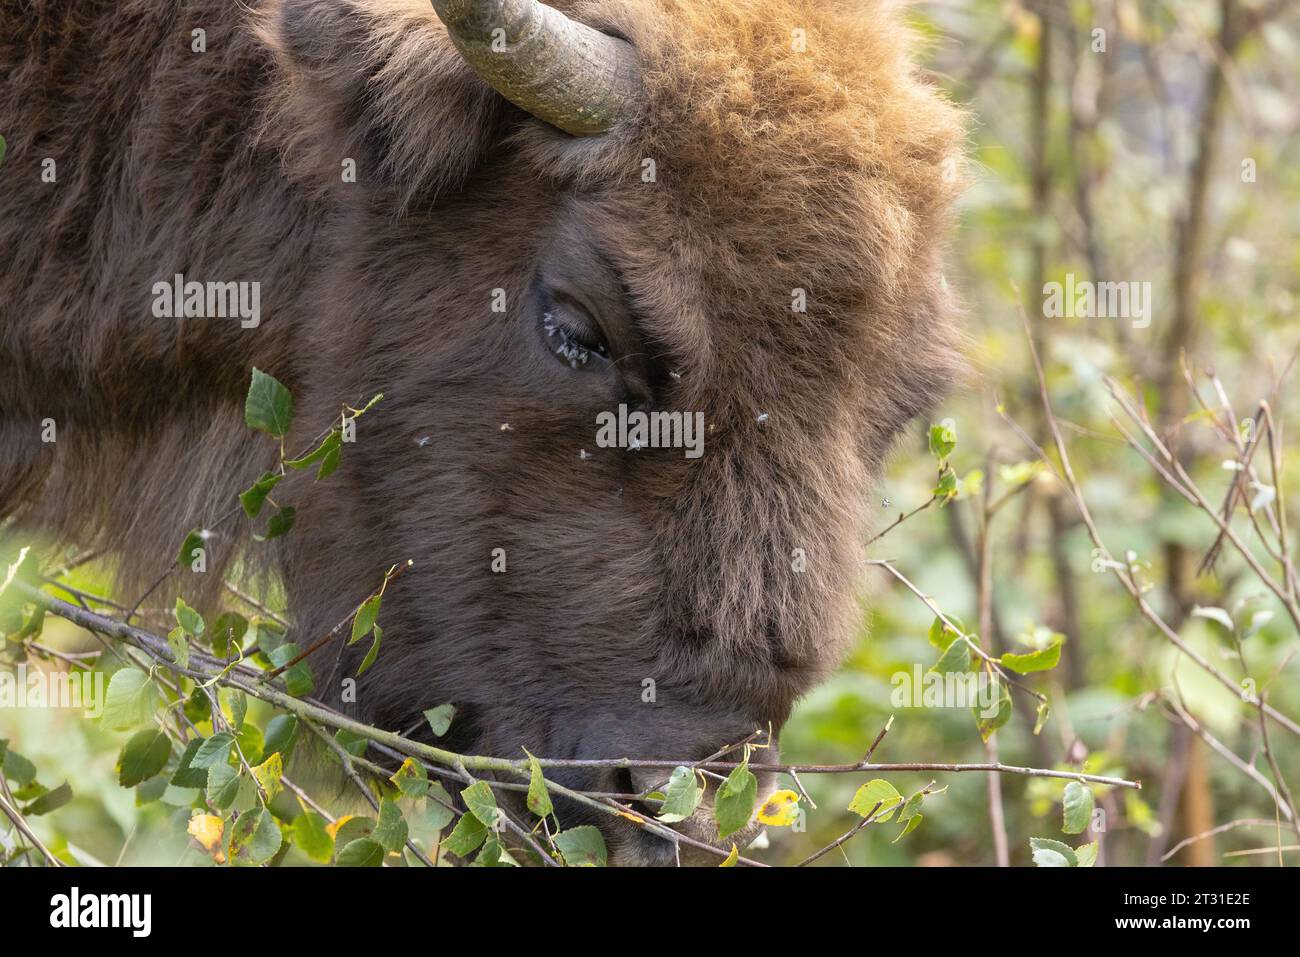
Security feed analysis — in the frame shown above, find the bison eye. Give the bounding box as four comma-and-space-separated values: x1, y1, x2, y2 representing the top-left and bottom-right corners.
540, 291, 611, 371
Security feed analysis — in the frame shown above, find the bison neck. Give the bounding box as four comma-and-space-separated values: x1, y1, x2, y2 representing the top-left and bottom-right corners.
0, 1, 327, 598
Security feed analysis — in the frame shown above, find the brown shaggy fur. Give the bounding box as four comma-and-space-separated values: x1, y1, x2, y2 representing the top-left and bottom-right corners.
0, 0, 965, 862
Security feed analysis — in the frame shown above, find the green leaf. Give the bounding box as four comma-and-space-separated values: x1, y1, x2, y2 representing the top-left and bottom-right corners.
390, 758, 430, 798
0, 135, 6, 167
257, 717, 296, 764
475, 836, 518, 867
291, 812, 334, 863
177, 529, 206, 569
165, 627, 190, 670
206, 763, 244, 810
893, 812, 924, 842
350, 595, 381, 646
285, 431, 341, 471
209, 612, 249, 658
1075, 841, 1099, 867
554, 826, 607, 867
229, 808, 283, 865
337, 837, 385, 867
1062, 781, 1095, 835
356, 625, 381, 677
193, 732, 235, 768
896, 789, 926, 824
255, 505, 296, 542
714, 762, 758, 839
927, 614, 967, 649
930, 634, 971, 674
848, 779, 903, 821
461, 780, 500, 830
117, 730, 171, 788
170, 739, 209, 788
373, 798, 409, 852
7, 604, 44, 645
334, 729, 368, 758
102, 668, 160, 731
333, 816, 374, 847
933, 466, 959, 503
657, 766, 704, 823
442, 812, 488, 858
891, 784, 945, 841
1030, 837, 1078, 867
135, 775, 167, 806
266, 643, 314, 697
928, 420, 957, 460
1034, 699, 1052, 735
239, 471, 283, 518
1001, 641, 1062, 674
22, 782, 72, 816
315, 443, 342, 480
161, 784, 200, 807
244, 368, 294, 437
226, 689, 248, 731
234, 723, 264, 766
974, 679, 1013, 741
174, 597, 205, 637
250, 617, 287, 656
423, 704, 455, 737
412, 784, 456, 838
525, 750, 553, 818
183, 688, 211, 724
1, 742, 36, 788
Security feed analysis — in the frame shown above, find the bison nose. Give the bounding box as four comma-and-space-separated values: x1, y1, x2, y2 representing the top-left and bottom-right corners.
574, 709, 781, 813
622, 736, 782, 815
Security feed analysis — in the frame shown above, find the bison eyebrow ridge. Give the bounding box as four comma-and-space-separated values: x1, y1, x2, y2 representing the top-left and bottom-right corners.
598, 250, 679, 397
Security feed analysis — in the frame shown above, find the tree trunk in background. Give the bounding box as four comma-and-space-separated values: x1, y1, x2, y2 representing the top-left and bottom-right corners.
1179, 735, 1219, 865
1155, 0, 1243, 867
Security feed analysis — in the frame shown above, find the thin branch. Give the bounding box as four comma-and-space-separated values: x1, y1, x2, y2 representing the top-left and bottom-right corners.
1000, 302, 1300, 741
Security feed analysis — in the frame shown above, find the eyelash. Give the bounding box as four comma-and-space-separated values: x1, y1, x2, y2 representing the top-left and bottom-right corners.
543, 311, 609, 369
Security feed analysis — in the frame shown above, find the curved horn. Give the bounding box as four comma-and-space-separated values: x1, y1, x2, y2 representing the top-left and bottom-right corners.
430, 0, 641, 136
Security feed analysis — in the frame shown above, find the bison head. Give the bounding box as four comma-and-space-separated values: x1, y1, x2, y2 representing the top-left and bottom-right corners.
247, 0, 966, 864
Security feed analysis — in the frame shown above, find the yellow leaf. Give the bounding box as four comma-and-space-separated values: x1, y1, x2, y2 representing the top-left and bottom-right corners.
253, 751, 283, 801
188, 813, 225, 858
719, 844, 739, 867
326, 814, 354, 841
756, 789, 801, 827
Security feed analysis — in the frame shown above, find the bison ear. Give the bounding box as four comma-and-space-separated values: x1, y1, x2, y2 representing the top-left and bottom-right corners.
254, 0, 507, 204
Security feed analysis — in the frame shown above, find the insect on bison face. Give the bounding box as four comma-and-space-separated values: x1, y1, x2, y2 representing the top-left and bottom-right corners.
0, 0, 964, 865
